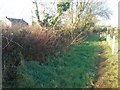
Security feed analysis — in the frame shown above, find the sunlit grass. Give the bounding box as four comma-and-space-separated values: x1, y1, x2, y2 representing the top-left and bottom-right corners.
95, 41, 118, 88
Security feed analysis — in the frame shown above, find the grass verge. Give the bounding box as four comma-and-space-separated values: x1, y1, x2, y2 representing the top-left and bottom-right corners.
94, 41, 118, 88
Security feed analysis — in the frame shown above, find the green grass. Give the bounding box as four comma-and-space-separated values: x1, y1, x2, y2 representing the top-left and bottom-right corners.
16, 34, 100, 88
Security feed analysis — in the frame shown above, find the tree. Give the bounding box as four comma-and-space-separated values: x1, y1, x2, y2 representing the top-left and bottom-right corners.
49, 1, 70, 27
71, 0, 111, 33
42, 11, 52, 26
61, 0, 112, 45
32, 0, 41, 26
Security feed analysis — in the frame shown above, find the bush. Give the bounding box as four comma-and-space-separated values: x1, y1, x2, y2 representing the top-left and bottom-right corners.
2, 25, 73, 87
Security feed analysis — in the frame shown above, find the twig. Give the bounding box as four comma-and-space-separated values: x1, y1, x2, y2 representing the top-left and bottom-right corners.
2, 36, 24, 49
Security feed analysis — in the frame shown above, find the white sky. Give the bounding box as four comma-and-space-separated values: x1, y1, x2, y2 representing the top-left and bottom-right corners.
0, 0, 119, 27
0, 0, 33, 23
100, 0, 119, 27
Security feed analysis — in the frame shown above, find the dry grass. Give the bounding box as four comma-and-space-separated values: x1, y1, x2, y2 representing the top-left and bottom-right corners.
94, 41, 118, 88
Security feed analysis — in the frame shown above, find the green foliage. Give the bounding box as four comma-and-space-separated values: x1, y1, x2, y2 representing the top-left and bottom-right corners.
49, 1, 70, 26
57, 2, 70, 13
16, 34, 99, 88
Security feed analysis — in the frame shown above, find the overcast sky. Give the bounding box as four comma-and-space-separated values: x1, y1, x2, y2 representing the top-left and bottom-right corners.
0, 0, 119, 27
101, 0, 119, 27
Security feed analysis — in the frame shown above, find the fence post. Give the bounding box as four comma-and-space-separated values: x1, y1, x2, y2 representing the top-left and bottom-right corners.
107, 34, 110, 45
112, 35, 115, 55
100, 32, 102, 38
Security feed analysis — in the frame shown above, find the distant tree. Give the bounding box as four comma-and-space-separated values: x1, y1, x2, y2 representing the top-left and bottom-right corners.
61, 0, 112, 45
73, 0, 111, 32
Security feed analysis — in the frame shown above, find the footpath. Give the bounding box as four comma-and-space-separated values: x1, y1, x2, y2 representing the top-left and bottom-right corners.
94, 41, 118, 88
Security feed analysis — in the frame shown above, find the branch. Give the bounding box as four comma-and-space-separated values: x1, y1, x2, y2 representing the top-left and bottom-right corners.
2, 36, 24, 50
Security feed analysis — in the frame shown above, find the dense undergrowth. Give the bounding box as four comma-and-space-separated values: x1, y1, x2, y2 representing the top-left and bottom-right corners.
2, 25, 89, 88
15, 34, 99, 88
